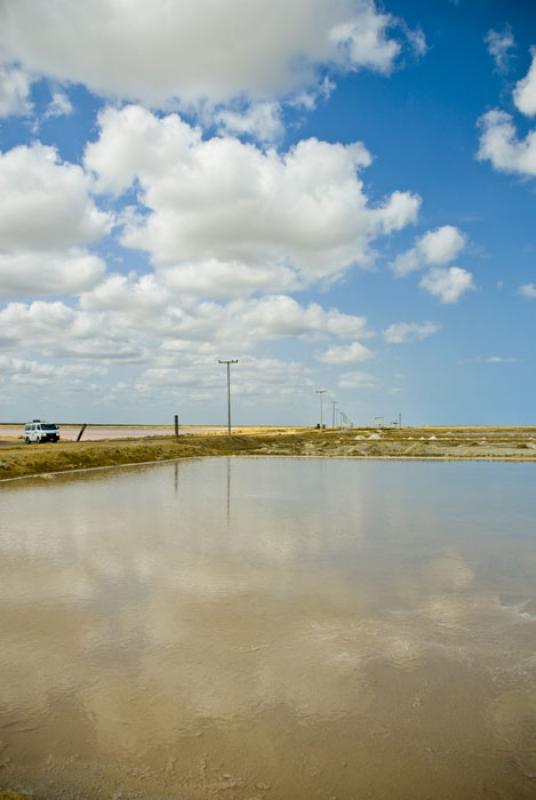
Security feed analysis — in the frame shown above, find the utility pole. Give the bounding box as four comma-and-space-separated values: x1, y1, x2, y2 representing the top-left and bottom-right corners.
398, 412, 402, 429
339, 411, 353, 430
316, 389, 327, 428
331, 400, 337, 428
218, 359, 238, 437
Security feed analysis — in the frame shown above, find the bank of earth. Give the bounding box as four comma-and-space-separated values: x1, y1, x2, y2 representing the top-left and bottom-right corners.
0, 427, 535, 482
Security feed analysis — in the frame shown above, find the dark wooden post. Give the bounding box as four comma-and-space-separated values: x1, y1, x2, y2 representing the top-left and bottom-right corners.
76, 424, 87, 442
174, 415, 179, 438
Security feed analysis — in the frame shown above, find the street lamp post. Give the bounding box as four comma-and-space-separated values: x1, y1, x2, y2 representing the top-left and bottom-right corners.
218, 359, 238, 437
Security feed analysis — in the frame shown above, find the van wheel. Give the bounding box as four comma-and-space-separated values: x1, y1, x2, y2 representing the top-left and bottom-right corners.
24, 437, 30, 444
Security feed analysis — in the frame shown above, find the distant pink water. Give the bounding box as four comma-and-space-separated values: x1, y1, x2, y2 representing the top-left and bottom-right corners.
0, 425, 215, 441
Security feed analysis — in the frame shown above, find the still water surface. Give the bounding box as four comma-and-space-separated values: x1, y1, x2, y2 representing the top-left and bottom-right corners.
0, 457, 535, 799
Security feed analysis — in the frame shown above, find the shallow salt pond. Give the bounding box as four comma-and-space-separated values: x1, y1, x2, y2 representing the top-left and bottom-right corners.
0, 457, 535, 799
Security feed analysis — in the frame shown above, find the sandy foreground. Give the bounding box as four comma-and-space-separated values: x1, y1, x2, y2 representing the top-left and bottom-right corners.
0, 426, 535, 482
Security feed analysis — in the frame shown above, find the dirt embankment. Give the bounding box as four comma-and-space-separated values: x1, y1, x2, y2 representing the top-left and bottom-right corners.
0, 427, 535, 482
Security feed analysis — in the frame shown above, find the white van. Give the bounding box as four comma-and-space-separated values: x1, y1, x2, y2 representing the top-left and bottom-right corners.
24, 420, 60, 444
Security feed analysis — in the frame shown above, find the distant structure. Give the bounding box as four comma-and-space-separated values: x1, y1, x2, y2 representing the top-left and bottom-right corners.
218, 359, 239, 437
315, 389, 327, 428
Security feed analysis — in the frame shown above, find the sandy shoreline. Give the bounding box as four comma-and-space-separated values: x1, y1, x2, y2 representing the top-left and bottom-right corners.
0, 427, 535, 482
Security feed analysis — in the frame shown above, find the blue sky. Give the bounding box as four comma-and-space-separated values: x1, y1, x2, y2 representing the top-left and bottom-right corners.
0, 0, 535, 426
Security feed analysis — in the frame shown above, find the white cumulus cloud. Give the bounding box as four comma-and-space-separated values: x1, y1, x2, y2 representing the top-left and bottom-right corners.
0, 301, 147, 362
477, 109, 536, 176
316, 341, 374, 364
519, 282, 536, 299
383, 321, 439, 344
0, 283, 374, 382
337, 370, 376, 388
215, 102, 284, 143
155, 294, 373, 350
140, 355, 313, 402
0, 143, 111, 297
84, 105, 420, 297
0, 63, 32, 117
0, 0, 422, 108
513, 48, 536, 117
0, 143, 109, 251
328, 7, 400, 74
0, 251, 105, 299
478, 50, 536, 179
420, 267, 475, 304
45, 89, 73, 118
485, 27, 515, 73
235, 295, 372, 341
0, 355, 106, 387
392, 225, 466, 277
79, 274, 170, 312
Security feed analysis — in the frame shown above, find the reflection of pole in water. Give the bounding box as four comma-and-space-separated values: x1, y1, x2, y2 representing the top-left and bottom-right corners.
226, 456, 231, 526
174, 462, 179, 495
